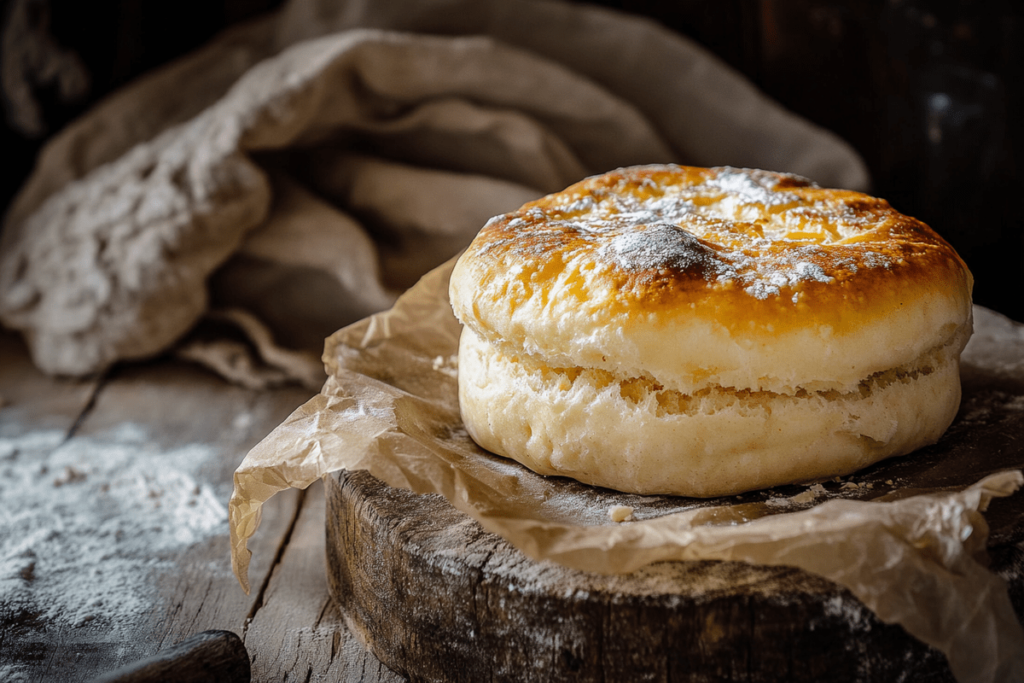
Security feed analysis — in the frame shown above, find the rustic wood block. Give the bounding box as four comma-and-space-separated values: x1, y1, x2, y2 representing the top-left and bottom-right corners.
326, 469, 985, 683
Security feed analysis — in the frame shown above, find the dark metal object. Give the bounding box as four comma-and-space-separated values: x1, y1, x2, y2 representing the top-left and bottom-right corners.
89, 630, 251, 683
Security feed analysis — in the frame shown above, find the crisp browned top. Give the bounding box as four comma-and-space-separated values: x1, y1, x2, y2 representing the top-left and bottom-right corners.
461, 165, 972, 335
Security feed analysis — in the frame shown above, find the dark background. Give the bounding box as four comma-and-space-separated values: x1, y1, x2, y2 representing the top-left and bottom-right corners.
3, 0, 1022, 320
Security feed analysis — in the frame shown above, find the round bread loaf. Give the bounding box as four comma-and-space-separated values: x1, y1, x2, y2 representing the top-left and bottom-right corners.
449, 165, 973, 497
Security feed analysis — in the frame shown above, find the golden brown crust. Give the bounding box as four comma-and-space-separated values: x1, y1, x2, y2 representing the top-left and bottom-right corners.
451, 164, 973, 400
464, 165, 971, 337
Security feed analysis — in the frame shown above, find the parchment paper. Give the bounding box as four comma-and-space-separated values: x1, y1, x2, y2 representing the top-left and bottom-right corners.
229, 258, 1024, 683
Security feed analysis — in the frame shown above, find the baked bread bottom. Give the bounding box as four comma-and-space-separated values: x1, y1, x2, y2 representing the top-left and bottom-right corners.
457, 326, 963, 497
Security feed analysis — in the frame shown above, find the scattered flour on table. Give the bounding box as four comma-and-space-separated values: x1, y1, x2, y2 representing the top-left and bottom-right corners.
818, 594, 874, 632
0, 422, 227, 638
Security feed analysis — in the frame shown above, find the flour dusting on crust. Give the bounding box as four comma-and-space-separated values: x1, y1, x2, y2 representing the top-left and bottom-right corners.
484, 166, 899, 302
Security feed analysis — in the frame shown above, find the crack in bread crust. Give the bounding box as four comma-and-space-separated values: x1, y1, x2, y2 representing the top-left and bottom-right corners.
502, 345, 948, 418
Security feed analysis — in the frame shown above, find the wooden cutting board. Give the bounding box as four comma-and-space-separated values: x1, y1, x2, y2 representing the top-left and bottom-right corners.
324, 322, 1024, 683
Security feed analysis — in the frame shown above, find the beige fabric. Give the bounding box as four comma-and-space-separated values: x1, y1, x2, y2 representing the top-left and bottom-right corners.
0, 0, 869, 383
175, 308, 325, 391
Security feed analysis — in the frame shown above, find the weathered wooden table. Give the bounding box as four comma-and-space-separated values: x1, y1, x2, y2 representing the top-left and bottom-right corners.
4, 311, 1024, 682
0, 330, 401, 682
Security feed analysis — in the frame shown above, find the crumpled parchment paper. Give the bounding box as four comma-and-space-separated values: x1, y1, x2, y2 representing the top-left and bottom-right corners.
0, 0, 868, 387
230, 257, 1024, 683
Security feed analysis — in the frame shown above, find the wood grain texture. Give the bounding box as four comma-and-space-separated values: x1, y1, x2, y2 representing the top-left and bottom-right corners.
89, 630, 250, 683
63, 362, 308, 680
1, 331, 106, 678
244, 480, 403, 683
327, 469, 976, 683
0, 333, 318, 683
0, 331, 101, 438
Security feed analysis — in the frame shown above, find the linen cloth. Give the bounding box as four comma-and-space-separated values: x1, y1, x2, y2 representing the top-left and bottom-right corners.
0, 0, 868, 383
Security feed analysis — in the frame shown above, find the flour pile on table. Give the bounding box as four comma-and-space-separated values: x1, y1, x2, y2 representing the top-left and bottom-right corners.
0, 424, 227, 645
0, 0, 867, 388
